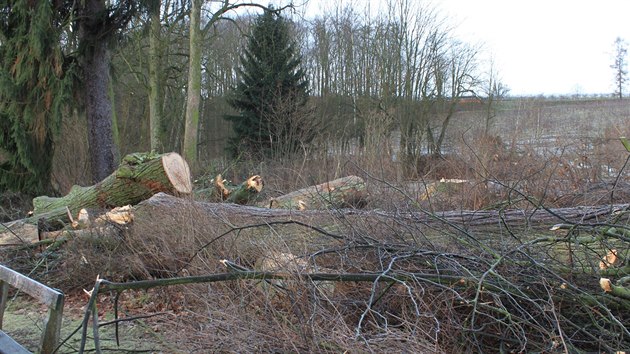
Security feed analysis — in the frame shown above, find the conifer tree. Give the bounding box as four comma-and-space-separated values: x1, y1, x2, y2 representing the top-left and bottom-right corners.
611, 37, 628, 99
225, 8, 310, 158
0, 1, 75, 194
1, 0, 149, 191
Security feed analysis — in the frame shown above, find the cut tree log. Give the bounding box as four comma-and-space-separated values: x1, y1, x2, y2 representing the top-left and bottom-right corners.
262, 176, 367, 210
138, 194, 629, 230
34, 152, 190, 216
194, 175, 263, 204
418, 178, 470, 201
3, 152, 191, 236
215, 174, 263, 205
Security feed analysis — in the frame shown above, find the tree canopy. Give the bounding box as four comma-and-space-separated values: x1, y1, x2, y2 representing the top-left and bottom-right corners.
0, 0, 152, 194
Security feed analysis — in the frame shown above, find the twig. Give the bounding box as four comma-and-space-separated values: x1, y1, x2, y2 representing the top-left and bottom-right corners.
99, 312, 170, 327
609, 153, 630, 212
80, 277, 103, 354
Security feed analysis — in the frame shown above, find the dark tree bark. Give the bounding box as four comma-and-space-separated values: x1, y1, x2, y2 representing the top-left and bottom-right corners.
78, 0, 147, 182
80, 0, 117, 182
84, 39, 117, 182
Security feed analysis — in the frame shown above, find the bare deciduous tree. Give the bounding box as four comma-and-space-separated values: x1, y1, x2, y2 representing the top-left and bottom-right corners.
481, 57, 509, 136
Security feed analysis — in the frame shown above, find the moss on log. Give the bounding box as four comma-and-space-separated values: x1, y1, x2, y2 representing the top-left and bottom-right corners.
194, 175, 263, 205
600, 277, 630, 300
30, 152, 191, 229
217, 175, 263, 205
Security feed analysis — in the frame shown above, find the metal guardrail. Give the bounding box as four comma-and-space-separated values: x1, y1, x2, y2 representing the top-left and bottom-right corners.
0, 265, 64, 354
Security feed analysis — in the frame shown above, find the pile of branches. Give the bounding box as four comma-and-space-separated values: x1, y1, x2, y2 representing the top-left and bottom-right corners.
1, 195, 628, 352
47, 192, 626, 353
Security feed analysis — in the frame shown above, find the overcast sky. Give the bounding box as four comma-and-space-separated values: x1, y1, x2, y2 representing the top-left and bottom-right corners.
295, 0, 630, 96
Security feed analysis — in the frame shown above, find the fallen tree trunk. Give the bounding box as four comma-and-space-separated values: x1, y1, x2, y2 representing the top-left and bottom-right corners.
141, 193, 628, 228
262, 176, 367, 210
2, 152, 191, 237
35, 152, 191, 217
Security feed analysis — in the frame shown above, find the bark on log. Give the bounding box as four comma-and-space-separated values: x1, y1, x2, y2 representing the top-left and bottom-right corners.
141, 193, 628, 228
194, 175, 263, 204
215, 174, 263, 204
600, 277, 630, 300
35, 152, 190, 214
263, 176, 367, 210
12, 152, 191, 233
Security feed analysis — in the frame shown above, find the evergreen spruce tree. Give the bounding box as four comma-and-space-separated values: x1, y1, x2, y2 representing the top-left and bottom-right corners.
225, 8, 310, 158
0, 1, 75, 194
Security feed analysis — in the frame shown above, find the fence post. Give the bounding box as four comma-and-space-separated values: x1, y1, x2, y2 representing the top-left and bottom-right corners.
0, 265, 64, 354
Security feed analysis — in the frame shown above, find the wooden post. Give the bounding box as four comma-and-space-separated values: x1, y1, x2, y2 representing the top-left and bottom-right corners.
0, 279, 8, 329
0, 265, 64, 354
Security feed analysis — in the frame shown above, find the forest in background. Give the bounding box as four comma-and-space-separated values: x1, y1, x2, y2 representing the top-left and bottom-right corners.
2, 1, 628, 195
4, 0, 628, 196
1, 0, 512, 195
112, 0, 493, 158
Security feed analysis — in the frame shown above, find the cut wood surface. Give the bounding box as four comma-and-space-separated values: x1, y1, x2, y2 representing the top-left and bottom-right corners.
418, 178, 470, 201
215, 174, 263, 204
194, 174, 263, 204
1, 152, 191, 237
263, 176, 367, 210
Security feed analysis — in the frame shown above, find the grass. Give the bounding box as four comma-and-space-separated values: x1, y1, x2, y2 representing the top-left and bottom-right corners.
1, 294, 173, 353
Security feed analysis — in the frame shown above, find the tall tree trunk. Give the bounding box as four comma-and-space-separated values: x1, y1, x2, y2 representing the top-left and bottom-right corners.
433, 102, 457, 157
149, 1, 164, 152
426, 124, 437, 156
183, 0, 201, 167
82, 0, 117, 183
